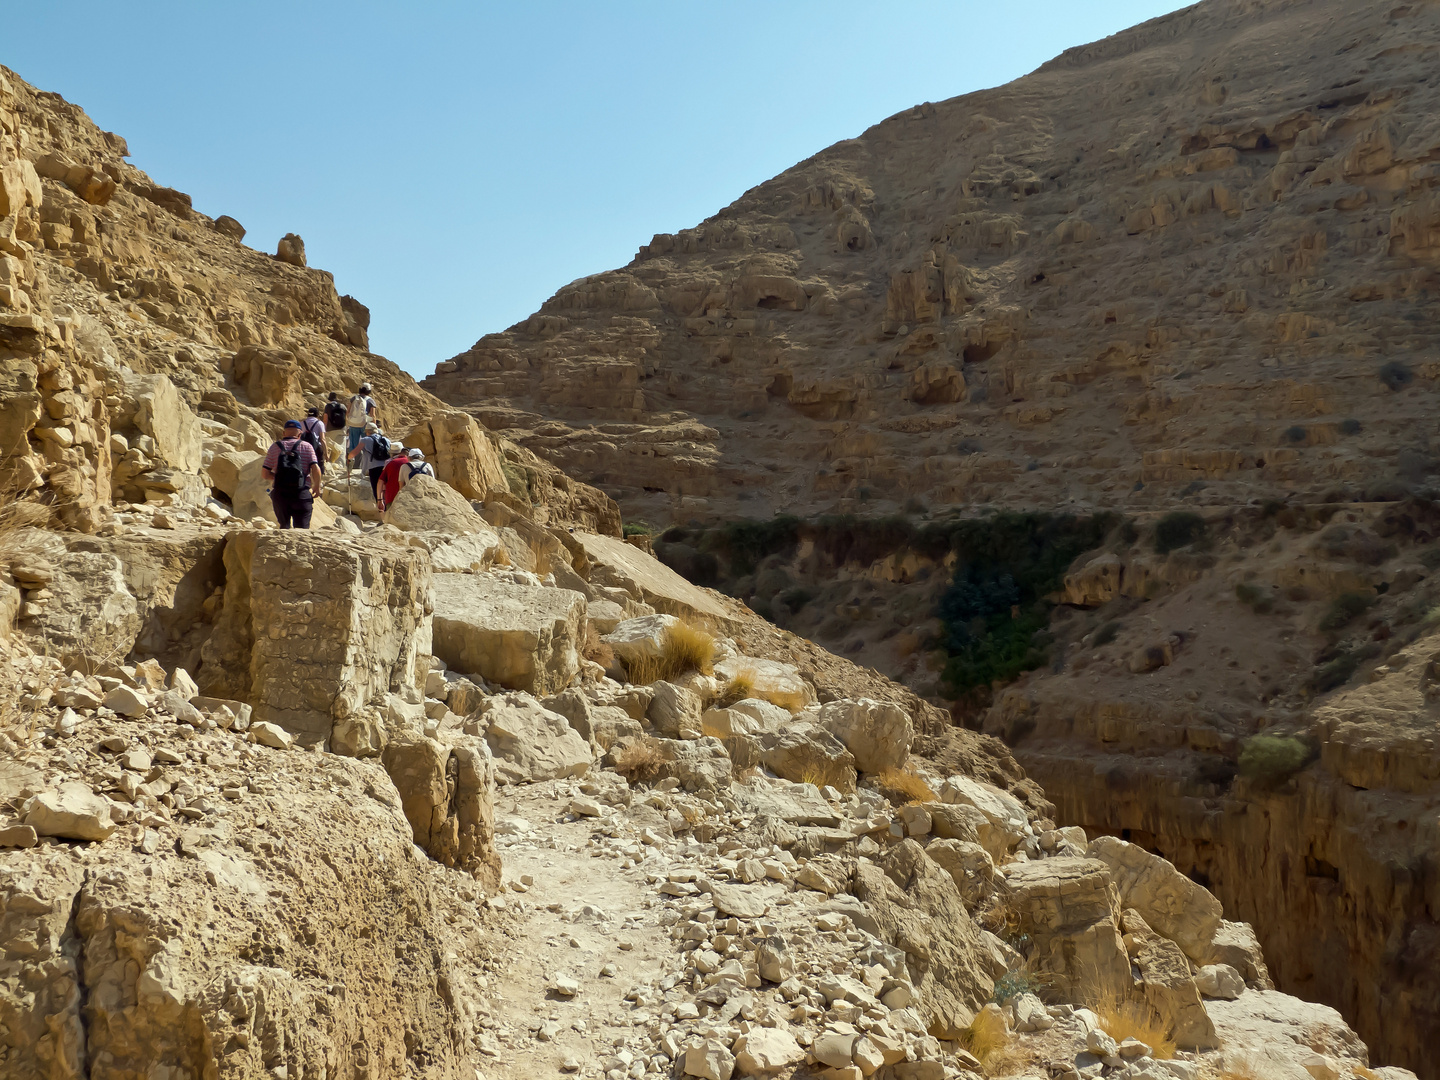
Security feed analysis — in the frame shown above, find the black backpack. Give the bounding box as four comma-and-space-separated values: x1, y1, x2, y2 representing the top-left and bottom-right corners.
369, 434, 391, 462
407, 461, 434, 480
272, 439, 308, 495
324, 400, 347, 430
299, 421, 325, 464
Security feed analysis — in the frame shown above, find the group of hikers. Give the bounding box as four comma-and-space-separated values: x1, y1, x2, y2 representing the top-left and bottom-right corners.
260, 382, 436, 529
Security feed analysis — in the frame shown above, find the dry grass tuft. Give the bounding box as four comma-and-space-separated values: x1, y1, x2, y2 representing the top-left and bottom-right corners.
1094, 990, 1177, 1060
960, 1006, 1009, 1071
798, 762, 847, 789
874, 765, 937, 805
715, 667, 758, 707
623, 621, 716, 685
0, 477, 50, 552
611, 740, 664, 784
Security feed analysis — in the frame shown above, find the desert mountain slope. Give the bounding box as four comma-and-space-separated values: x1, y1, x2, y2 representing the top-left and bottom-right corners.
427, 0, 1440, 527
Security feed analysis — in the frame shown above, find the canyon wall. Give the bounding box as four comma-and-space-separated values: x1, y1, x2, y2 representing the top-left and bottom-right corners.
427, 0, 1440, 529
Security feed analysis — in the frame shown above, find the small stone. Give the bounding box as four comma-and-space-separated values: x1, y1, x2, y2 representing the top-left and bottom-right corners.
682, 1040, 735, 1080
0, 824, 38, 848
561, 1058, 581, 1073
103, 685, 149, 717
571, 796, 604, 817
98, 735, 128, 753
1118, 1037, 1151, 1059
168, 667, 199, 701
25, 782, 116, 841
1085, 1029, 1118, 1057
1195, 963, 1245, 1000
553, 972, 580, 997
120, 749, 152, 772
600, 963, 617, 977
812, 1032, 858, 1069
249, 722, 293, 750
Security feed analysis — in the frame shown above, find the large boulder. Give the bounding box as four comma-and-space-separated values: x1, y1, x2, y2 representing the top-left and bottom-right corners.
937, 775, 1029, 852
576, 531, 735, 627
852, 840, 995, 1038
601, 613, 678, 666
714, 655, 815, 711
383, 474, 490, 534
1000, 856, 1132, 1004
403, 409, 508, 501
428, 530, 504, 573
1087, 835, 1223, 961
758, 723, 857, 793
198, 530, 433, 746
208, 449, 260, 498
380, 734, 500, 889
471, 692, 591, 783
819, 698, 912, 773
646, 680, 702, 737
431, 576, 586, 695
1121, 908, 1219, 1049
24, 782, 116, 841
17, 545, 142, 670
124, 373, 203, 474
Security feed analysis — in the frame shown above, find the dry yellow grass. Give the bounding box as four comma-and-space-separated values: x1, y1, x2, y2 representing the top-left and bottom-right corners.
715, 667, 758, 707
1094, 991, 1177, 1060
874, 765, 937, 805
798, 762, 847, 789
611, 740, 664, 783
961, 1006, 1009, 1067
0, 477, 50, 546
623, 621, 716, 685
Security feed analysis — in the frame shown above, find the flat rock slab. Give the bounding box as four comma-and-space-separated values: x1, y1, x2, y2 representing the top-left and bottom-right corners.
433, 576, 587, 695
730, 779, 841, 826
576, 531, 734, 628
708, 882, 770, 919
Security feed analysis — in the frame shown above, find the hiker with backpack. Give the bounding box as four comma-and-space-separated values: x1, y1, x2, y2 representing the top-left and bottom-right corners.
345, 383, 377, 474
346, 421, 393, 502
261, 419, 322, 529
377, 447, 435, 513
323, 391, 348, 432
301, 406, 328, 473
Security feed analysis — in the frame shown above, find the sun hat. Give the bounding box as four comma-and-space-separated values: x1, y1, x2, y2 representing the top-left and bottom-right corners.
364, 422, 378, 434
407, 448, 424, 460
283, 419, 301, 430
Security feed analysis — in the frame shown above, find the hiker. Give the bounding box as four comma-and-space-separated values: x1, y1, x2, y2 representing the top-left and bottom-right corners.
347, 421, 392, 502
378, 447, 434, 512
377, 450, 408, 513
345, 383, 377, 473
323, 391, 347, 432
261, 420, 322, 529
300, 406, 328, 473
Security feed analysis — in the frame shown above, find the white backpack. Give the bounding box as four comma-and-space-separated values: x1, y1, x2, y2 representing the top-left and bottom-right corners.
347, 394, 370, 425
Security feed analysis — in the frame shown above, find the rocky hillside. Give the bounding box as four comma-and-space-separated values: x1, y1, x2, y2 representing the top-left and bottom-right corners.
0, 63, 615, 536
426, 0, 1440, 528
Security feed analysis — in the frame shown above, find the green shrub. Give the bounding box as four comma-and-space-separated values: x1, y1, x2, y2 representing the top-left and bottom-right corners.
1093, 621, 1122, 646
1319, 592, 1373, 632
1238, 735, 1312, 785
1339, 418, 1362, 436
1154, 512, 1206, 554
991, 969, 1046, 1005
1235, 582, 1274, 614
1379, 361, 1413, 391
1309, 652, 1359, 693
1284, 425, 1308, 443
622, 520, 653, 537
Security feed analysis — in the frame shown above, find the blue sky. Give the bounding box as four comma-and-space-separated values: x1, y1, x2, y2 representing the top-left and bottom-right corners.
8, 2, 1192, 377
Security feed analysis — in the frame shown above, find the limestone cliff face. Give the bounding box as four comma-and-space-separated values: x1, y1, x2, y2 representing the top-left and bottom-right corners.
427, 0, 1440, 528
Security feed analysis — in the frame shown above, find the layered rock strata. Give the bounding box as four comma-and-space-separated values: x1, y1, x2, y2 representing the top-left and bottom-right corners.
427, 0, 1440, 528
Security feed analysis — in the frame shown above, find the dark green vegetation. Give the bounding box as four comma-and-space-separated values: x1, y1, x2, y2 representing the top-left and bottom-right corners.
1238, 734, 1314, 786
1153, 511, 1207, 554
656, 510, 1118, 702
1319, 591, 1375, 632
